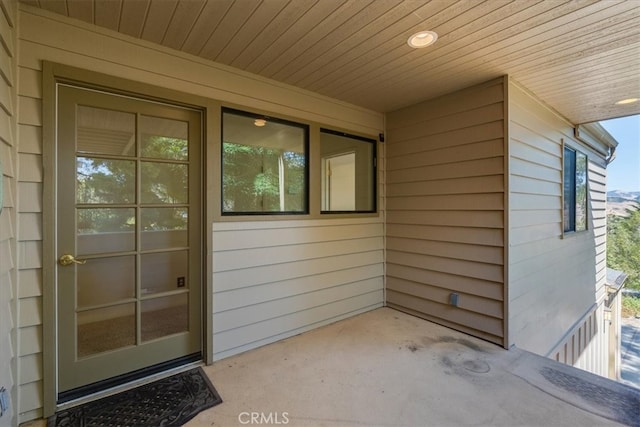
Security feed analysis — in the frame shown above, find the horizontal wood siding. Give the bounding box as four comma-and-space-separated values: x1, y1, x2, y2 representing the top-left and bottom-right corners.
0, 0, 17, 424
508, 80, 609, 367
15, 70, 44, 422
16, 5, 384, 421
385, 78, 506, 345
212, 218, 384, 360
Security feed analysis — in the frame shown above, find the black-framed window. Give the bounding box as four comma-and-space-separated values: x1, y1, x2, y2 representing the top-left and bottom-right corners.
563, 146, 588, 233
320, 129, 376, 213
221, 108, 309, 215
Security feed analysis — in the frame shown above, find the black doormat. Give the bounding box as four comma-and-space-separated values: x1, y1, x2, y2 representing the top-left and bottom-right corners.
48, 367, 222, 427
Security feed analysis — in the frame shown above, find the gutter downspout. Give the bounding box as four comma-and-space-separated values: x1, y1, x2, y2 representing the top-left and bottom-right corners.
606, 145, 617, 165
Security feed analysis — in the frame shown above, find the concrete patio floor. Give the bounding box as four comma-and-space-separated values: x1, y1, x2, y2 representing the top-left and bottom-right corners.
190, 308, 640, 427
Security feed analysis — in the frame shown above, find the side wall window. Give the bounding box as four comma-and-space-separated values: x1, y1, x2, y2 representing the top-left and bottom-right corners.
221, 108, 309, 215
320, 129, 376, 213
563, 146, 588, 233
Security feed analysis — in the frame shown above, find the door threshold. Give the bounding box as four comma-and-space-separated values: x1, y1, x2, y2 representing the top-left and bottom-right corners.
56, 360, 204, 412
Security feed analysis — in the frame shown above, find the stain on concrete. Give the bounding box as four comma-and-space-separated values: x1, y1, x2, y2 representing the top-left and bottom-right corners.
457, 339, 485, 352
438, 336, 486, 353
463, 359, 490, 374
440, 354, 491, 377
441, 356, 454, 368
407, 343, 420, 352
420, 336, 437, 347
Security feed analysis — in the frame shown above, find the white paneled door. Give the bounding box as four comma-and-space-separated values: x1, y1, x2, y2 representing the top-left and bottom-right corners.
56, 85, 202, 398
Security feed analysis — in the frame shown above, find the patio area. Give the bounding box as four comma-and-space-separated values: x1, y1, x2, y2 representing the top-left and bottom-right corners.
22, 308, 640, 427
187, 308, 639, 426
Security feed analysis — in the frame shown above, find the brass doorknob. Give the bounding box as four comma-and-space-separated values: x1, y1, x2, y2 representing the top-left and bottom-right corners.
58, 254, 87, 266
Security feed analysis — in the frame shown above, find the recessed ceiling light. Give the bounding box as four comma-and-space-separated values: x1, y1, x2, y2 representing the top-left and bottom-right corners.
615, 98, 639, 105
254, 118, 267, 127
407, 30, 438, 48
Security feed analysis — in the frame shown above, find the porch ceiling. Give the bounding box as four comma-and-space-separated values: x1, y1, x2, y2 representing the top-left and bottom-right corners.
22, 0, 640, 124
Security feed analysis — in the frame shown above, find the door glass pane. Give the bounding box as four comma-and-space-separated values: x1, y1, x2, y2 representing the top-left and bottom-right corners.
77, 105, 136, 156
142, 294, 188, 342
77, 256, 135, 308
141, 162, 188, 204
77, 157, 136, 204
141, 207, 187, 250
77, 208, 135, 254
141, 251, 188, 295
77, 303, 136, 358
140, 115, 188, 160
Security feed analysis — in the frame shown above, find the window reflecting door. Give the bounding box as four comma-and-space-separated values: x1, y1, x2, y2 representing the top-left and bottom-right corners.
320, 130, 376, 213
322, 153, 356, 211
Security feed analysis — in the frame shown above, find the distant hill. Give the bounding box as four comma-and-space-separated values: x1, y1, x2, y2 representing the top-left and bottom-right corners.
607, 190, 640, 216
608, 190, 640, 201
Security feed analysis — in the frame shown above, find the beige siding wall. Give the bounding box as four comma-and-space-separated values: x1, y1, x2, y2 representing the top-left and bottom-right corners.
0, 0, 17, 425
385, 78, 506, 346
212, 218, 383, 360
16, 4, 383, 422
508, 80, 609, 369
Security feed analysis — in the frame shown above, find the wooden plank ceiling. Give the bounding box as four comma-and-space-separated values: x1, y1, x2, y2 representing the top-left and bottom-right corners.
22, 0, 640, 123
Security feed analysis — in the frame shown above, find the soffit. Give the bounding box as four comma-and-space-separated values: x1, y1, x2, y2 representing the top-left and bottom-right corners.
21, 0, 640, 123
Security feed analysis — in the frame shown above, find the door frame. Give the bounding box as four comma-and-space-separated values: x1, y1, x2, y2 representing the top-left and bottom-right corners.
42, 62, 217, 417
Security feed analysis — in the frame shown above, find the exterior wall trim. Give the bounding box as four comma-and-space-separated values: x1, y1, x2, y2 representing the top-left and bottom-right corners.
1, 0, 19, 424
502, 76, 511, 349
